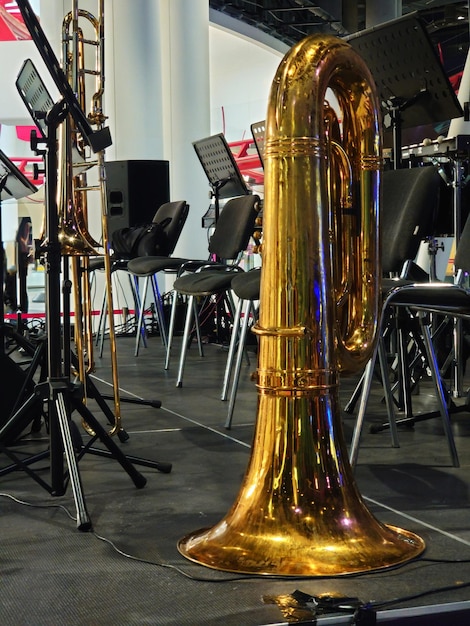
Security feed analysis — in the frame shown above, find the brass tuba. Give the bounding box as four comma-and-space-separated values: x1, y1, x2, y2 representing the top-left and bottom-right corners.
178, 34, 425, 576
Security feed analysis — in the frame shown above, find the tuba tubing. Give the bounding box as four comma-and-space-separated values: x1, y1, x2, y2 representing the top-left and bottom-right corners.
178, 34, 425, 576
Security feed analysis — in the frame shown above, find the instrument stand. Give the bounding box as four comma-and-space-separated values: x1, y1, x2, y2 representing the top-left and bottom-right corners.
0, 98, 168, 531
9, 1, 172, 529
193, 133, 248, 226
192, 134, 250, 343
0, 136, 94, 529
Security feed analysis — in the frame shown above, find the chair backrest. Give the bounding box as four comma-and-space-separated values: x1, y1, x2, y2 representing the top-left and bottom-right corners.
381, 166, 442, 275
152, 200, 189, 256
208, 195, 261, 261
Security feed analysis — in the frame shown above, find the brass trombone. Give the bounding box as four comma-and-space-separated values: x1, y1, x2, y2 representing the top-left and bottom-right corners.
60, 0, 123, 438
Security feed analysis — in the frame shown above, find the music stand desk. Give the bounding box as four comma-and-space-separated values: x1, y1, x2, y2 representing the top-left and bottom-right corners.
193, 133, 249, 224
346, 12, 463, 168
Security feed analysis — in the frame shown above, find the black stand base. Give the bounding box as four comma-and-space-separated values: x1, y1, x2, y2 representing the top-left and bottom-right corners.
0, 336, 172, 528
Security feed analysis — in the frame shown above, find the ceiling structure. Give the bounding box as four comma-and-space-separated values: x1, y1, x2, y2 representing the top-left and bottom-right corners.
209, 0, 469, 77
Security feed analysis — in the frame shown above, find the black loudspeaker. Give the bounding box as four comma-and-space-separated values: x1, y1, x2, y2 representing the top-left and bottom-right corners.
105, 160, 170, 235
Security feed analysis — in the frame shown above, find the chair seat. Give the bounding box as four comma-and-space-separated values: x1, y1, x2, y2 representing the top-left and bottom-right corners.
88, 256, 130, 272
381, 277, 414, 292
173, 269, 241, 297
387, 283, 470, 316
127, 256, 189, 276
231, 268, 261, 301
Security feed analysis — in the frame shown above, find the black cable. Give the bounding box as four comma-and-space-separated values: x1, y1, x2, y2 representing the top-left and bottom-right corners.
3, 491, 470, 602
369, 579, 470, 611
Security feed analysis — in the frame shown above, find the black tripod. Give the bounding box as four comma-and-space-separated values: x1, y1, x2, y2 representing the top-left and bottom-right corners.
1, 1, 172, 530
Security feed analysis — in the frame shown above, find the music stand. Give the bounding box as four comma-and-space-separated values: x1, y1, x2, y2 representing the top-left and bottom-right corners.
15, 58, 53, 140
193, 133, 249, 224
250, 120, 266, 169
4, 0, 171, 531
345, 12, 463, 169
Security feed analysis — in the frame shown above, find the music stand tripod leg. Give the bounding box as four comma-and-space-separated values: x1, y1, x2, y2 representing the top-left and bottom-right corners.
50, 381, 91, 530
71, 397, 153, 482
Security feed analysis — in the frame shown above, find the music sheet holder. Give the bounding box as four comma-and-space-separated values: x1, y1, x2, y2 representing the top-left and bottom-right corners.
16, 58, 54, 140
346, 12, 463, 169
193, 133, 249, 224
0, 150, 38, 349
250, 121, 266, 169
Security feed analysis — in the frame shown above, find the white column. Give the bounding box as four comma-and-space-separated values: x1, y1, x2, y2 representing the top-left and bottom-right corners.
30, 0, 211, 262
104, 0, 163, 161
105, 0, 210, 259
158, 0, 211, 259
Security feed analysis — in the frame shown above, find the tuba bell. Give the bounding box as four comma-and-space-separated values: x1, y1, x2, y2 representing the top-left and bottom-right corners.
178, 34, 425, 576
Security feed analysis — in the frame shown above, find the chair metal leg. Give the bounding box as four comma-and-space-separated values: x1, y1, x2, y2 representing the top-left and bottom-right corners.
377, 337, 401, 449
167, 291, 205, 376
193, 296, 204, 358
151, 274, 168, 351
176, 295, 195, 388
349, 334, 400, 468
419, 313, 459, 468
349, 354, 375, 468
224, 299, 254, 429
134, 276, 149, 357
98, 269, 128, 358
397, 323, 414, 419
221, 297, 243, 401
344, 369, 366, 414
164, 289, 178, 370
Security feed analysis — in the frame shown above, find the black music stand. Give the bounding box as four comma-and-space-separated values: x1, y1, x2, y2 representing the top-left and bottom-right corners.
346, 12, 463, 169
250, 120, 265, 169
3, 0, 171, 531
16, 58, 53, 140
193, 133, 249, 225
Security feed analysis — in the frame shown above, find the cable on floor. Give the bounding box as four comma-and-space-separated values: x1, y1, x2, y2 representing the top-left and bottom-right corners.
3, 490, 470, 621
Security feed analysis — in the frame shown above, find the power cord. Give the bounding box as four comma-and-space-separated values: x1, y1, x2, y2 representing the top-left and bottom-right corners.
2, 491, 470, 623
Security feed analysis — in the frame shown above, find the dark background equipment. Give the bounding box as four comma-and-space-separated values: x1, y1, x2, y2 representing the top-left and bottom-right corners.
105, 160, 170, 234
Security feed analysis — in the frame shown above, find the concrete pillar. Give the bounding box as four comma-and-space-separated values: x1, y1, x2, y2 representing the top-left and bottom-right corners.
158, 0, 211, 259
104, 0, 210, 259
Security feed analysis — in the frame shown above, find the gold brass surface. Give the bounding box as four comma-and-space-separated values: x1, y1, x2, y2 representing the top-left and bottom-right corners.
178, 34, 425, 576
61, 1, 122, 436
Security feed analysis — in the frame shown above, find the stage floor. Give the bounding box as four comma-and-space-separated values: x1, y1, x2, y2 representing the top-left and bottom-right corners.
2, 329, 470, 625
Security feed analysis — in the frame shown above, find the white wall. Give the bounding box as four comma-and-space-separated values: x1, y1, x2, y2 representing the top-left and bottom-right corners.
209, 24, 283, 141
